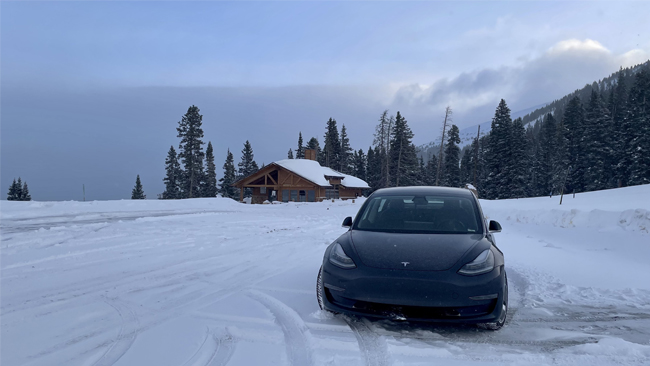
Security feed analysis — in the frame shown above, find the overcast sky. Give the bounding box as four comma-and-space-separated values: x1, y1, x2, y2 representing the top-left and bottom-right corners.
2, 1, 649, 200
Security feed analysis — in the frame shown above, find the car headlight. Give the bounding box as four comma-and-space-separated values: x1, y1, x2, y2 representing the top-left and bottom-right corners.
458, 249, 494, 276
329, 243, 356, 269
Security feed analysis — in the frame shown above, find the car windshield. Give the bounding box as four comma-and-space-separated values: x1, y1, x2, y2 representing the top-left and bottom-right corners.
355, 195, 483, 234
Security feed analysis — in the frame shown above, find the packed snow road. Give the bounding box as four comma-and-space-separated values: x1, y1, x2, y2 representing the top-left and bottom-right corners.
2, 186, 650, 366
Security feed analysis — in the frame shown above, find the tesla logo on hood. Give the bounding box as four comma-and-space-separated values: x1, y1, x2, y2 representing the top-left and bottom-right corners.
401, 262, 410, 267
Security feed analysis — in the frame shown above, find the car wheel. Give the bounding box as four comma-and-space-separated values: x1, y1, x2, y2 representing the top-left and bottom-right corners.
479, 272, 508, 330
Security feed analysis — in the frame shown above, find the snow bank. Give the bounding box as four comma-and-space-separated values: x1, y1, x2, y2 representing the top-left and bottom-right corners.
481, 184, 650, 233
0, 196, 243, 221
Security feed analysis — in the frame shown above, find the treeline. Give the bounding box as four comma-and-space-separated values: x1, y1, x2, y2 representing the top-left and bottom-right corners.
159, 105, 260, 200
285, 111, 462, 191
470, 65, 650, 199
6, 177, 32, 201
161, 63, 648, 201
288, 63, 649, 200
287, 120, 365, 178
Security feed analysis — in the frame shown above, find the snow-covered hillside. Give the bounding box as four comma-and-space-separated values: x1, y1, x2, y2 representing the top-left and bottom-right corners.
2, 185, 650, 366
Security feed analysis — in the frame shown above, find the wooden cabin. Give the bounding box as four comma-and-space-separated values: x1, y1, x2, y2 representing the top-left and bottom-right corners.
233, 150, 370, 204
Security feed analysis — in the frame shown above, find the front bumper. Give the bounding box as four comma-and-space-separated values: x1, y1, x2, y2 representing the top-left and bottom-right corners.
321, 263, 505, 323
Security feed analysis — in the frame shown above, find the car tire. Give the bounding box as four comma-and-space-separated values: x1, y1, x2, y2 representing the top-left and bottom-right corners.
316, 266, 326, 310
478, 272, 508, 330
317, 266, 338, 314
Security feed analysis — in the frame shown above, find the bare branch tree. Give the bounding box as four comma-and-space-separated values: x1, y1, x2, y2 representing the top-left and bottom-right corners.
435, 106, 452, 186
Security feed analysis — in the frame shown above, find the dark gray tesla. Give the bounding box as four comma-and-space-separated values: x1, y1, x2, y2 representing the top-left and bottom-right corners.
317, 186, 508, 329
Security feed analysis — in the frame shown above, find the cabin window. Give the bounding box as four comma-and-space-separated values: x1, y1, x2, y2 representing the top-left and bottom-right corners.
325, 186, 339, 199
282, 190, 289, 202
260, 187, 266, 194
299, 190, 306, 202
290, 190, 298, 201
307, 190, 315, 202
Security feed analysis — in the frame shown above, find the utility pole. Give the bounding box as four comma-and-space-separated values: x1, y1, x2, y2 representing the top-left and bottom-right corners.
472, 125, 480, 188
83, 184, 86, 202
435, 106, 452, 186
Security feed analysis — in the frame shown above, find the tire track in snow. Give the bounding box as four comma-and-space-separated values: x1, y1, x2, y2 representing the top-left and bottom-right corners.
344, 316, 392, 366
247, 290, 314, 366
181, 328, 236, 366
93, 298, 139, 366
503, 268, 529, 322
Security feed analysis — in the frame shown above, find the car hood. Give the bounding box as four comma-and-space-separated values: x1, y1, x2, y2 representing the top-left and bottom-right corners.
349, 230, 483, 271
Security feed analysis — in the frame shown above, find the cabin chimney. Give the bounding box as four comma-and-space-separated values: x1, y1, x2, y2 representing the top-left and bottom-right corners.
304, 148, 317, 161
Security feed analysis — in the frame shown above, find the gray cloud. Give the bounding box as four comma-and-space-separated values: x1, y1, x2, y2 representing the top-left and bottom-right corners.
3, 39, 648, 201
392, 40, 650, 133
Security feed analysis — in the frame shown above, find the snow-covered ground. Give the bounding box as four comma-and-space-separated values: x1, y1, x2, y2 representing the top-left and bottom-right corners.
2, 185, 650, 366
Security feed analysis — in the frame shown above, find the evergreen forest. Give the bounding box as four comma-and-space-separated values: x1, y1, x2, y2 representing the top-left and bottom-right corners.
154, 61, 649, 201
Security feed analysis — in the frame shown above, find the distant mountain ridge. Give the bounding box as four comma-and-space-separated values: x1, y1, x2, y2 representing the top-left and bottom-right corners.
416, 59, 650, 160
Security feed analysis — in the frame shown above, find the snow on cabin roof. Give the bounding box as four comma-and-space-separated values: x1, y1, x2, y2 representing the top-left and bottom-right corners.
274, 159, 332, 186
273, 159, 370, 189
339, 173, 371, 189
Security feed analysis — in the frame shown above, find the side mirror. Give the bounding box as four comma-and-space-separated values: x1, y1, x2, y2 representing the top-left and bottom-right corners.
488, 220, 502, 233
342, 216, 353, 228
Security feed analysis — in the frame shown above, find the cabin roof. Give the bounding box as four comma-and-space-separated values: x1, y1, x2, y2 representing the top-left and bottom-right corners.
234, 159, 370, 189
274, 159, 370, 189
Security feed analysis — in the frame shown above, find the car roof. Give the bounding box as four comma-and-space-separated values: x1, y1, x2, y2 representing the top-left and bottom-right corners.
371, 186, 475, 198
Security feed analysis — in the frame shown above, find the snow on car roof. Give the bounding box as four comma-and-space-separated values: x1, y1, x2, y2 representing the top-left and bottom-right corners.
273, 159, 370, 188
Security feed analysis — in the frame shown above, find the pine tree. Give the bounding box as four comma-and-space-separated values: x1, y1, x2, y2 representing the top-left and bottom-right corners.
561, 96, 585, 193
288, 148, 294, 159
425, 153, 438, 186
15, 178, 24, 200
526, 125, 540, 196
218, 149, 238, 199
203, 141, 218, 197
581, 90, 613, 191
534, 113, 559, 196
484, 100, 513, 198
352, 148, 367, 181
177, 105, 205, 198
323, 118, 341, 168
459, 146, 473, 187
162, 146, 183, 199
627, 69, 650, 185
366, 147, 382, 192
238, 140, 259, 198
21, 181, 32, 201
296, 132, 305, 159
611, 69, 630, 187
442, 125, 461, 187
508, 118, 529, 198
131, 175, 146, 199
373, 111, 394, 188
7, 178, 19, 201
339, 124, 353, 174
389, 112, 419, 187
307, 137, 322, 162
417, 156, 426, 186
